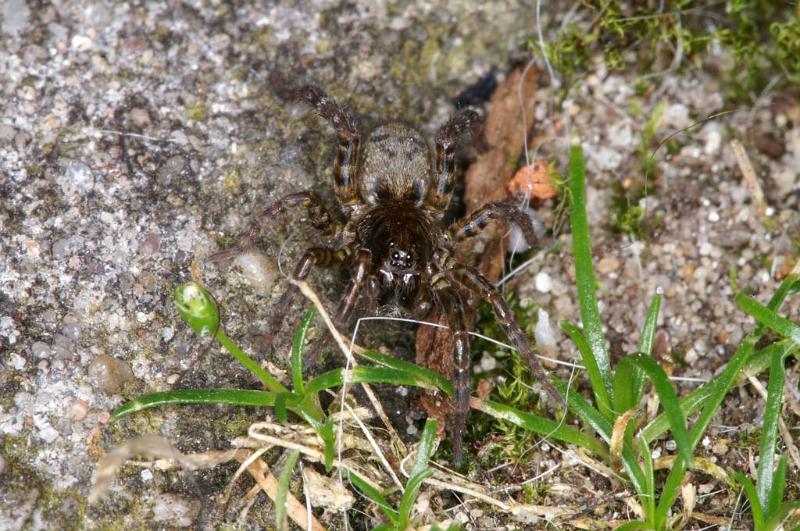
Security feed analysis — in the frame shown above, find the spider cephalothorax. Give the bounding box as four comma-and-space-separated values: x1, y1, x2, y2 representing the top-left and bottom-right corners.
212, 76, 561, 466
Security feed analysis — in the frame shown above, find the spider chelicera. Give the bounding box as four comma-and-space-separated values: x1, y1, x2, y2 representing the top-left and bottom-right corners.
212, 75, 561, 466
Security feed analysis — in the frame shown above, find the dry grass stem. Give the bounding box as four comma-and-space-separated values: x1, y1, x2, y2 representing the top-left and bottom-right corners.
731, 139, 768, 221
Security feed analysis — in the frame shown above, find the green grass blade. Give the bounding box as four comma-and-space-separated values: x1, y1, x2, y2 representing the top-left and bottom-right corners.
637, 435, 655, 520
291, 307, 317, 393
111, 388, 278, 420
655, 332, 760, 526
275, 450, 300, 531
737, 293, 800, 343
568, 141, 613, 399
304, 366, 445, 396
768, 455, 789, 517
319, 418, 335, 472
358, 350, 454, 396
621, 294, 662, 411
474, 398, 608, 457
641, 341, 798, 442
215, 330, 289, 393
734, 471, 764, 529
346, 470, 399, 523
411, 418, 438, 478
553, 380, 613, 444
623, 353, 691, 466
613, 522, 652, 531
764, 500, 800, 531
757, 347, 788, 509
397, 419, 438, 529
562, 321, 612, 418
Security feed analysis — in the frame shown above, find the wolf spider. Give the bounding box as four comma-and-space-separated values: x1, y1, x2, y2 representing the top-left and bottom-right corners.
212, 76, 561, 466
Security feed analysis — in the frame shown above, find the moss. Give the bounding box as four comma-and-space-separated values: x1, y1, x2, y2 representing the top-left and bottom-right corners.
533, 1, 800, 103
186, 102, 208, 122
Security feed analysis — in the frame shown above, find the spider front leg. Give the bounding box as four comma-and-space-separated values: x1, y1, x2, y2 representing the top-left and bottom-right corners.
448, 199, 536, 245
453, 265, 563, 405
209, 191, 338, 261
425, 109, 483, 213
271, 73, 362, 207
432, 278, 471, 467
262, 246, 347, 353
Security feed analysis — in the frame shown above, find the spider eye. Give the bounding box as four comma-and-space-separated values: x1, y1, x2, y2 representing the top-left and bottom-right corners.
390, 250, 413, 270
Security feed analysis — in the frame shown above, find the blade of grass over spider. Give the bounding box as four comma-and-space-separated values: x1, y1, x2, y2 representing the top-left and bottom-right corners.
562, 321, 612, 418
568, 141, 613, 402
358, 350, 454, 396
615, 294, 662, 413
303, 366, 447, 396
291, 307, 317, 393
346, 469, 399, 524
111, 389, 279, 420
619, 353, 691, 466
474, 398, 608, 457
756, 346, 790, 509
275, 450, 300, 531
398, 419, 437, 531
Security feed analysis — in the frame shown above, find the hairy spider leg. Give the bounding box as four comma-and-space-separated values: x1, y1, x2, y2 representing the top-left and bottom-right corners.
271, 74, 362, 207
452, 265, 563, 405
262, 247, 348, 354
448, 200, 537, 245
424, 109, 482, 213
301, 248, 372, 366
332, 249, 372, 329
431, 275, 471, 467
209, 192, 338, 261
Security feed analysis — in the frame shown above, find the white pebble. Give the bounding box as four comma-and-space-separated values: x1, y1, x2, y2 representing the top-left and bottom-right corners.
234, 250, 277, 294
534, 272, 552, 293
479, 353, 497, 372
534, 309, 557, 355
141, 469, 154, 482
707, 210, 720, 222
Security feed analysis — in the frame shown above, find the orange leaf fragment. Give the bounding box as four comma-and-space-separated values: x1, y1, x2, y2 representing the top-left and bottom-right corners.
507, 160, 558, 199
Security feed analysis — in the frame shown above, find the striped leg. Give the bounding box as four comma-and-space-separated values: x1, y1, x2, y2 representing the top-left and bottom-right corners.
453, 265, 563, 405
332, 249, 373, 330
424, 110, 482, 213
448, 199, 536, 245
210, 192, 337, 261
262, 247, 347, 354
271, 74, 361, 207
432, 276, 471, 467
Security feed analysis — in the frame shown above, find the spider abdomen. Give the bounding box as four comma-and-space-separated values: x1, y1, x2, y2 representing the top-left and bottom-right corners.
359, 124, 432, 205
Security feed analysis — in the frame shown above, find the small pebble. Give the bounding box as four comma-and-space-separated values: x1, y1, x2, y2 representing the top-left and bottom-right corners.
88, 354, 134, 394
596, 256, 620, 274
31, 341, 51, 358
534, 308, 556, 355
234, 250, 278, 294
534, 271, 552, 293
68, 399, 89, 421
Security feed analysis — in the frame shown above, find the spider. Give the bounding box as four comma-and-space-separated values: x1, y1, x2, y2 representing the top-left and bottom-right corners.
212, 75, 561, 466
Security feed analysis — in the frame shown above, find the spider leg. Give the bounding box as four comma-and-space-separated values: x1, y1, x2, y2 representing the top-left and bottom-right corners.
271, 73, 361, 207
262, 246, 347, 354
301, 248, 371, 365
425, 109, 483, 213
210, 191, 338, 261
431, 275, 471, 467
451, 264, 563, 405
331, 249, 372, 329
447, 199, 536, 246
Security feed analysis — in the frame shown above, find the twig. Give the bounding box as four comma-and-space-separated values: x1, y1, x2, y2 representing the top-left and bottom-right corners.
238, 454, 326, 531
731, 139, 768, 221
